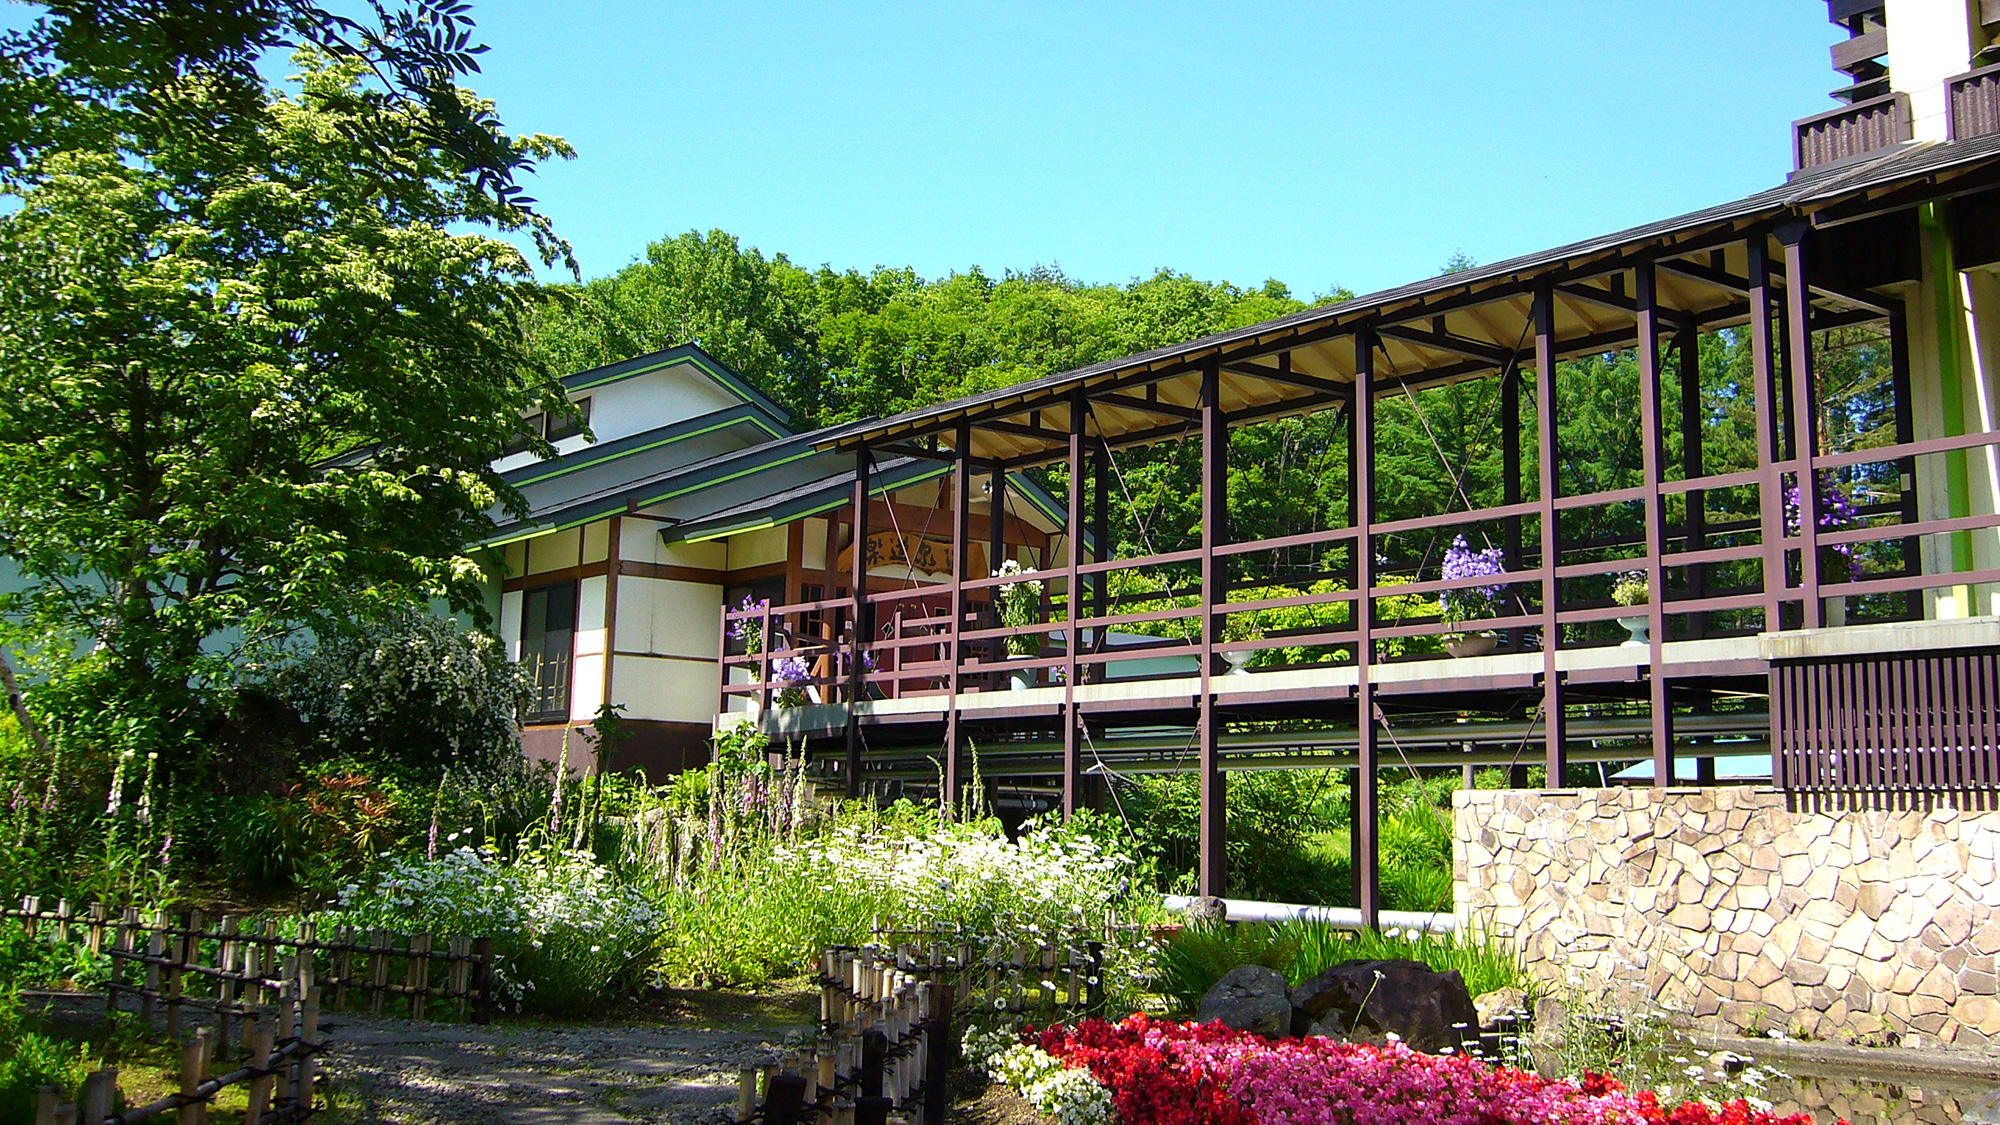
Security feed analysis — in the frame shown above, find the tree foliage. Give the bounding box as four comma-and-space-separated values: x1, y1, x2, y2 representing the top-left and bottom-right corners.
0, 8, 573, 761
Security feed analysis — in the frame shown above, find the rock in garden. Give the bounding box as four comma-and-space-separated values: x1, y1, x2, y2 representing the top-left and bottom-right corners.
1288, 959, 1479, 1054
1196, 964, 1292, 1038
1184, 896, 1229, 925
1473, 987, 1527, 1031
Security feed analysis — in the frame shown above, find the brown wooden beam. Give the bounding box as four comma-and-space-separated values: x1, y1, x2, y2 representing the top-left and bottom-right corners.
1636, 263, 1674, 789
1533, 281, 1568, 782
1094, 391, 1199, 421
1353, 326, 1380, 930
1198, 357, 1227, 897
1377, 323, 1515, 365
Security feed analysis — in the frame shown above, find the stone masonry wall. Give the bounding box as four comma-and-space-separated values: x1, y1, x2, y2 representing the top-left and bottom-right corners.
1454, 786, 2000, 1049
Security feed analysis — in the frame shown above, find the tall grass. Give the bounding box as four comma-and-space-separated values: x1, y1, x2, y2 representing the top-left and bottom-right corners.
1156, 919, 1528, 1013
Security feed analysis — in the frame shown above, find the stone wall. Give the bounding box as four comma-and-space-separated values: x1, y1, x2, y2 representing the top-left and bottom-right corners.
1454, 786, 2000, 1049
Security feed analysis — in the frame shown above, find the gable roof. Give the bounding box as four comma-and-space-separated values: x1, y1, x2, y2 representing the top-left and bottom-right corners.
561, 342, 792, 424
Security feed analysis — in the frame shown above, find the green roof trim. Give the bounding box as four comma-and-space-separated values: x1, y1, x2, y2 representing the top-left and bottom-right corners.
506, 408, 787, 487
561, 343, 791, 424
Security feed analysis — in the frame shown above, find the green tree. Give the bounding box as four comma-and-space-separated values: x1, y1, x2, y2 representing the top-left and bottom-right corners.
0, 46, 573, 762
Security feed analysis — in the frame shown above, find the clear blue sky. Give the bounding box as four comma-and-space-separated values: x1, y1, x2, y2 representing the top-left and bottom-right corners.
426, 3, 1834, 295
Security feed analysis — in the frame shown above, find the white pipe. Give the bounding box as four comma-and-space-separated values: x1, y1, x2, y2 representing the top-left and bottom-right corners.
1162, 895, 1456, 934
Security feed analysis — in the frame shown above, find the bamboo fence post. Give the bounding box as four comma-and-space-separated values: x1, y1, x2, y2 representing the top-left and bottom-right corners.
216, 917, 238, 1052
141, 912, 166, 1025
178, 1027, 211, 1125
409, 932, 432, 1019
78, 1068, 116, 1123
33, 1086, 56, 1125
165, 910, 191, 1039
22, 894, 39, 938
86, 903, 105, 955
333, 925, 353, 1014
368, 929, 390, 1016
471, 937, 494, 1025
243, 1024, 277, 1124
449, 936, 470, 1020
55, 898, 71, 945
736, 1067, 757, 1123
296, 919, 316, 997
297, 987, 321, 1116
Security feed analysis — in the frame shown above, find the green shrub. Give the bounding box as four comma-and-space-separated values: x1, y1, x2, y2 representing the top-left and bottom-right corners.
0, 988, 94, 1125
0, 929, 107, 992
1154, 920, 1527, 1015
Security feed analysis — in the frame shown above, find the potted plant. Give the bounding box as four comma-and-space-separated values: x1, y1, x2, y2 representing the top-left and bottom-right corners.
1440, 536, 1506, 658
1221, 614, 1262, 674
995, 560, 1044, 689
1612, 571, 1650, 647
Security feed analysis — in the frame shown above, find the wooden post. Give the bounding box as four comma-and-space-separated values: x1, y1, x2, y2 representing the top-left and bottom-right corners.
1063, 388, 1087, 818
409, 932, 432, 1020
1197, 357, 1228, 896
217, 917, 238, 1050
1891, 307, 1922, 619
987, 461, 1008, 671
1750, 237, 1787, 633
1637, 264, 1675, 788
1502, 365, 1524, 652
297, 987, 321, 1117
846, 446, 872, 799
368, 929, 388, 1016
77, 1070, 115, 1125
945, 420, 972, 813
33, 1085, 56, 1125
1090, 437, 1110, 681
179, 1027, 212, 1125
142, 912, 164, 1025
165, 910, 188, 1038
1678, 321, 1708, 637
244, 1025, 277, 1124
1533, 281, 1568, 783
1779, 220, 1822, 629
471, 937, 495, 1025
1353, 329, 1381, 928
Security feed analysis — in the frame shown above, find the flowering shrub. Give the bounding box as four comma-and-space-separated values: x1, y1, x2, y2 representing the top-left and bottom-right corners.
992, 1015, 1849, 1125
1783, 480, 1863, 580
1439, 536, 1508, 628
329, 843, 660, 1014
995, 560, 1045, 656
273, 611, 528, 774
771, 655, 813, 706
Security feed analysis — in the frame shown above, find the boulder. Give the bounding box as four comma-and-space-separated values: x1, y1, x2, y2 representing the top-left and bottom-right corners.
1288, 959, 1479, 1054
1184, 896, 1229, 925
1196, 964, 1292, 1037
1473, 987, 1528, 1031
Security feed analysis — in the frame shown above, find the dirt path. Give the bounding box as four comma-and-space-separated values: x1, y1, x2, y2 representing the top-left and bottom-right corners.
314, 987, 821, 1125
319, 1012, 809, 1125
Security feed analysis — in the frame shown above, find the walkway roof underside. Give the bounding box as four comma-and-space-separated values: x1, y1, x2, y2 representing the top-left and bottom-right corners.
808, 133, 2000, 467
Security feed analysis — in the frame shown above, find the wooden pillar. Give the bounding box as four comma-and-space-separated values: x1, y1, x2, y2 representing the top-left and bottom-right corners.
1891, 308, 1922, 619
602, 516, 622, 729
845, 446, 872, 799
1779, 221, 1822, 629
1198, 358, 1228, 896
984, 461, 1009, 676
945, 421, 972, 812
1502, 365, 1524, 650
1063, 391, 1086, 818
1678, 322, 1708, 637
1533, 282, 1568, 783
1637, 264, 1674, 789
1749, 237, 1786, 633
1353, 329, 1380, 928
1091, 437, 1110, 679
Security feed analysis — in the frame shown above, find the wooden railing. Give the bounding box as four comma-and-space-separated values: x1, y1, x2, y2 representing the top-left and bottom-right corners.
1794, 91, 1912, 171
722, 424, 2000, 713
1951, 62, 2000, 142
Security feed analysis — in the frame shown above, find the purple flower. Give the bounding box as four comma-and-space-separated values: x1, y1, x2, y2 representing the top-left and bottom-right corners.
1786, 478, 1863, 579
772, 655, 812, 685
730, 595, 769, 644
1440, 535, 1507, 622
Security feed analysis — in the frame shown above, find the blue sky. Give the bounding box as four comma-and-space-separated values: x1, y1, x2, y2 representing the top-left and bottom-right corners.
408, 3, 1833, 294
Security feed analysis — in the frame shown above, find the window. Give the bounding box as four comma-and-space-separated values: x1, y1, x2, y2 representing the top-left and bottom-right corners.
548, 397, 591, 442
723, 576, 788, 657
500, 398, 591, 456
520, 580, 577, 722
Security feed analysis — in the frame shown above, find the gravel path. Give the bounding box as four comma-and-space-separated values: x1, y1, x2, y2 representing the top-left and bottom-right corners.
321, 1012, 818, 1125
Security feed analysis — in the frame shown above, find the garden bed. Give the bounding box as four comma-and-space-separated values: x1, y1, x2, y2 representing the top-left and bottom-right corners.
971, 1014, 1852, 1125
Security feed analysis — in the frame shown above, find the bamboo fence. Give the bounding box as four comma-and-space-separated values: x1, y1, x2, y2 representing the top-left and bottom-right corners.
1, 895, 500, 1125
738, 934, 1108, 1125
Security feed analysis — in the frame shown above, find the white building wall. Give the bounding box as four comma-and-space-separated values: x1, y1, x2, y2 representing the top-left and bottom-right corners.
1885, 0, 1977, 143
